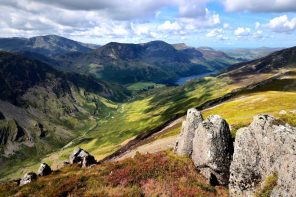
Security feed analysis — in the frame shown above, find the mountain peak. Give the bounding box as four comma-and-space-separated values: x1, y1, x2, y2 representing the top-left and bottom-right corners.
172, 43, 191, 50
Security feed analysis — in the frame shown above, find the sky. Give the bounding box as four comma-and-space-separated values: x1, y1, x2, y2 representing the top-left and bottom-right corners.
0, 0, 296, 48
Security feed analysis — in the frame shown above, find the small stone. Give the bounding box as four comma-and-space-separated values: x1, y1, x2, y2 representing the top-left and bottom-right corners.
37, 163, 52, 176
82, 155, 97, 168
20, 172, 37, 186
69, 147, 96, 167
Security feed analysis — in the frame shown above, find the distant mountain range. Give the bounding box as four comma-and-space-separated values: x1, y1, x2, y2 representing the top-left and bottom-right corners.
0, 35, 100, 57
222, 47, 283, 61
0, 35, 241, 84
54, 40, 239, 84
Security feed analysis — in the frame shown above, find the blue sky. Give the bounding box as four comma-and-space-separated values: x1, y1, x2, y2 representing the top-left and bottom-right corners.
0, 0, 295, 48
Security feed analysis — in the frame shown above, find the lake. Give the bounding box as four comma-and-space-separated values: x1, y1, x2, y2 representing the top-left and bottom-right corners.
174, 71, 217, 85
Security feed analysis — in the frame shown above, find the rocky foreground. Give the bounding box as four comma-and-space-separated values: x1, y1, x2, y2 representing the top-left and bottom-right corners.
175, 108, 296, 196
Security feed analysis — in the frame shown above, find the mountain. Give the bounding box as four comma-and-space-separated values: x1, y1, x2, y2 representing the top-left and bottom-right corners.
0, 46, 295, 196
0, 51, 129, 178
223, 46, 296, 79
0, 35, 99, 57
173, 43, 239, 70
54, 41, 239, 84
222, 47, 283, 61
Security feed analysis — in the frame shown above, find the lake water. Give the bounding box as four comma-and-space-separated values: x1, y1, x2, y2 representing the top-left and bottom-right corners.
174, 71, 217, 85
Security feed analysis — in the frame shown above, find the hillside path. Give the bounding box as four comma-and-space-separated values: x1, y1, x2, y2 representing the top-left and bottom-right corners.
115, 135, 178, 161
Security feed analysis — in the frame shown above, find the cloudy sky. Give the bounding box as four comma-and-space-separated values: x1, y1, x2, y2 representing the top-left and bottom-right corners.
0, 0, 296, 48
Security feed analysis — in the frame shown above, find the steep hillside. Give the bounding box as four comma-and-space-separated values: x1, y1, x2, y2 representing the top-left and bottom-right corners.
0, 35, 98, 57
55, 41, 239, 84
0, 51, 129, 179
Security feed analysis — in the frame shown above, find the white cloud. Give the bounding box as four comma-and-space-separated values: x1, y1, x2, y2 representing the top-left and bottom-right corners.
178, 0, 209, 18
223, 0, 296, 12
206, 28, 228, 40
255, 22, 261, 30
268, 15, 296, 33
0, 0, 221, 43
223, 23, 230, 29
206, 28, 223, 37
234, 27, 251, 37
158, 21, 181, 32
253, 30, 263, 39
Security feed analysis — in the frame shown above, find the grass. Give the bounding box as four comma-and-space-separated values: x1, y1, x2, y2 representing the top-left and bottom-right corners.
0, 151, 228, 197
255, 172, 278, 197
155, 122, 183, 141
203, 91, 296, 137
127, 82, 165, 92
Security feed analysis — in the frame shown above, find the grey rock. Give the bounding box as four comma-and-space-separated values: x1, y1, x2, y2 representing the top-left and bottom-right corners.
20, 172, 37, 186
270, 154, 296, 197
279, 110, 287, 115
229, 114, 296, 196
37, 163, 52, 176
174, 108, 203, 156
82, 155, 97, 168
191, 115, 233, 185
69, 147, 96, 167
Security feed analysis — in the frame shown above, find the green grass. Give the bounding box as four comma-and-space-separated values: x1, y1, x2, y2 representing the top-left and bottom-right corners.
255, 172, 278, 197
203, 91, 296, 137
127, 82, 165, 91
155, 122, 182, 141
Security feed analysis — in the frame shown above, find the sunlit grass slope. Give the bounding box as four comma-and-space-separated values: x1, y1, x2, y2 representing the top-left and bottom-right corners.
203, 73, 296, 136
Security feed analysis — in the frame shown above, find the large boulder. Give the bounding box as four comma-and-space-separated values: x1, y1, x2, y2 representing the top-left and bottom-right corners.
37, 163, 52, 176
229, 114, 296, 196
270, 154, 296, 196
69, 147, 96, 167
174, 108, 203, 156
19, 172, 37, 186
191, 115, 233, 185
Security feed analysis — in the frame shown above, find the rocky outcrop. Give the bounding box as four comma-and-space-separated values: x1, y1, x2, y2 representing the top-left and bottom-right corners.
19, 172, 37, 186
229, 114, 296, 196
37, 163, 52, 176
174, 108, 203, 156
0, 120, 26, 145
69, 147, 97, 167
191, 115, 233, 185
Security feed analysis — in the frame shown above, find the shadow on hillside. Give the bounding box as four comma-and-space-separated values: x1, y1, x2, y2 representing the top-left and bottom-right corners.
145, 85, 213, 122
